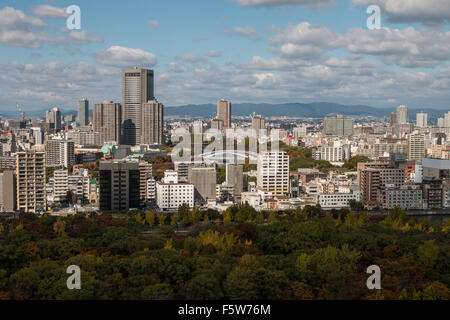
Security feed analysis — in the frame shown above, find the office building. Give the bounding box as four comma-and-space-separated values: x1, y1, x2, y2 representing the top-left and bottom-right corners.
67, 130, 101, 147
389, 112, 397, 127
122, 68, 154, 146
93, 101, 122, 145
141, 99, 164, 145
323, 115, 354, 137
252, 114, 265, 136
408, 131, 425, 162
217, 99, 232, 129
416, 112, 428, 128
378, 184, 423, 210
30, 127, 44, 145
444, 112, 450, 128
226, 164, 243, 202
0, 170, 16, 212
257, 151, 289, 196
99, 161, 140, 211
188, 166, 217, 203
396, 105, 408, 125
156, 171, 194, 210
16, 151, 46, 213
46, 139, 75, 168
422, 178, 443, 209
319, 190, 361, 209
77, 99, 89, 126
313, 145, 351, 162
211, 118, 224, 131
46, 107, 62, 131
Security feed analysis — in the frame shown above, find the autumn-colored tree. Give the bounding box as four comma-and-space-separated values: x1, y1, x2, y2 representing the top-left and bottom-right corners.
158, 214, 167, 227
53, 219, 66, 236
145, 212, 155, 227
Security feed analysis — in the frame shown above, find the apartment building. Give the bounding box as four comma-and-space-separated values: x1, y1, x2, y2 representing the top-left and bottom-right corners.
257, 151, 289, 196
16, 151, 46, 213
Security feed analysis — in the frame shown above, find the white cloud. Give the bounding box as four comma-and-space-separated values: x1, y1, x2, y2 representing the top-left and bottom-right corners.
168, 62, 188, 73
0, 61, 119, 110
234, 26, 260, 40
233, 0, 334, 8
66, 30, 104, 44
353, 0, 450, 24
346, 27, 450, 68
32, 5, 68, 19
0, 6, 46, 29
95, 46, 157, 68
269, 22, 344, 49
0, 6, 102, 48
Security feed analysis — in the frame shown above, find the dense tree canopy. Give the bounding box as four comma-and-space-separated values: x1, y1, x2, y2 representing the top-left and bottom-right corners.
0, 207, 448, 300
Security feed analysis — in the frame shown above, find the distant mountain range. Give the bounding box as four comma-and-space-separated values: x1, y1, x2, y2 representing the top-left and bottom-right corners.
1, 102, 446, 120
164, 102, 446, 120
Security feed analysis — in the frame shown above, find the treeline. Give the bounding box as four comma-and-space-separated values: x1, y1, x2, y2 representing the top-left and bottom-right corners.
0, 205, 449, 300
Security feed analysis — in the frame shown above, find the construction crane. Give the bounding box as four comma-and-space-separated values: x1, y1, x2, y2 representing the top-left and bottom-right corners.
16, 102, 25, 122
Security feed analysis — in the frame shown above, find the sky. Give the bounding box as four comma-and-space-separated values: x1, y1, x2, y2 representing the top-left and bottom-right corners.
0, 0, 450, 114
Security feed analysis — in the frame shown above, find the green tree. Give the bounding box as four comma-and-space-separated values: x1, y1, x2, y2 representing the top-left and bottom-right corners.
418, 240, 440, 268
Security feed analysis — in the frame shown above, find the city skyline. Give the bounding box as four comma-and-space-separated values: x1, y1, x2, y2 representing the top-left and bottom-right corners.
1, 0, 450, 113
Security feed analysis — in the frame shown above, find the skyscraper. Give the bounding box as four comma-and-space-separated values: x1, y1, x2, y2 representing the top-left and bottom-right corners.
444, 111, 450, 128
77, 99, 89, 126
389, 112, 397, 127
93, 101, 122, 145
217, 99, 232, 129
251, 114, 265, 136
396, 105, 408, 125
46, 107, 62, 131
416, 112, 428, 128
122, 68, 154, 146
257, 151, 289, 196
16, 150, 46, 213
141, 99, 163, 145
408, 131, 425, 163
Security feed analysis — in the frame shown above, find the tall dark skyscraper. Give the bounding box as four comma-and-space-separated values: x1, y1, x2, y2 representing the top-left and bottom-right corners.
122, 68, 154, 146
99, 161, 140, 211
77, 99, 89, 126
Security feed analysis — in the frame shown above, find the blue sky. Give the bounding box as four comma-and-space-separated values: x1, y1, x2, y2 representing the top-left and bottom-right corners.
0, 0, 449, 113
